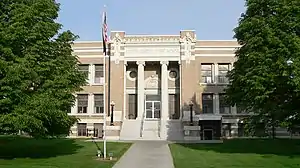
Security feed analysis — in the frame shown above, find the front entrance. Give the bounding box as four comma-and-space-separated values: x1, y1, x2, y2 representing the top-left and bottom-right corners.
145, 101, 161, 119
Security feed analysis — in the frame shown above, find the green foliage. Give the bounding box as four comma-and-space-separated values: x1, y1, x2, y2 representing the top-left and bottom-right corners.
0, 0, 86, 137
226, 0, 300, 130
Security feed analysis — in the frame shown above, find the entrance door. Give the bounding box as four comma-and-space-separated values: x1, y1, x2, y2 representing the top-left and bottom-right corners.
203, 129, 213, 140
145, 101, 161, 119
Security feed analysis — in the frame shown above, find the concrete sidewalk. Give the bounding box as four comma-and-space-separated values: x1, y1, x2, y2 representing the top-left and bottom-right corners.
113, 141, 175, 168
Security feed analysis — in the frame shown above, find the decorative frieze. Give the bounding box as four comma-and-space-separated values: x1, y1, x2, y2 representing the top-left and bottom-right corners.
125, 35, 180, 43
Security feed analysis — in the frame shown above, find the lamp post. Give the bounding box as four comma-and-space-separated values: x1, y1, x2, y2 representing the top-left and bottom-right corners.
189, 101, 194, 126
110, 101, 115, 126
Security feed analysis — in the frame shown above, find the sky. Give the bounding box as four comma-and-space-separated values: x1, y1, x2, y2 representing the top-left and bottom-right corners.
56, 0, 246, 41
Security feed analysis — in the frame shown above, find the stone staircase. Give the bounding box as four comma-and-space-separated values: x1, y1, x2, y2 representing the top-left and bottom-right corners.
140, 120, 161, 140
119, 120, 141, 140
119, 118, 184, 141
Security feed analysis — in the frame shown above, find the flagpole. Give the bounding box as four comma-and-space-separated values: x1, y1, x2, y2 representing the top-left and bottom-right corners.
103, 53, 107, 159
102, 5, 107, 159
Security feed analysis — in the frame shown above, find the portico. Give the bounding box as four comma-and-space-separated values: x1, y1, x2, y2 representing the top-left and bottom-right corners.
131, 60, 176, 121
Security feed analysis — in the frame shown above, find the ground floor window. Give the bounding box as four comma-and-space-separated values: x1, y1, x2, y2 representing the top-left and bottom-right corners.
222, 123, 232, 137
77, 123, 87, 136
93, 123, 103, 138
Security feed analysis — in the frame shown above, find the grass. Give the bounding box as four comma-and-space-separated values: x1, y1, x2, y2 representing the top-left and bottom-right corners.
0, 136, 131, 168
169, 139, 300, 168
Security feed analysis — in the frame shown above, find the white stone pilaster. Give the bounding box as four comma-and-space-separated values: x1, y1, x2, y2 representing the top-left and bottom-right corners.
123, 62, 127, 120
88, 93, 94, 114
229, 63, 233, 71
212, 64, 215, 83
88, 64, 93, 85
160, 61, 169, 120
214, 94, 220, 114
71, 94, 77, 114
137, 61, 145, 119
232, 105, 237, 115
214, 63, 219, 83
90, 64, 95, 85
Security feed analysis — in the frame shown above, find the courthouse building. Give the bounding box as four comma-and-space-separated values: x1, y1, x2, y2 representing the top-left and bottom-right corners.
68, 30, 249, 141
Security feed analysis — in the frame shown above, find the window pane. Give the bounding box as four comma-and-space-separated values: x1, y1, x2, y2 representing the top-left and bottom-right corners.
94, 94, 103, 100
202, 94, 213, 100
95, 64, 103, 71
218, 70, 228, 76
202, 70, 212, 77
201, 64, 212, 70
79, 65, 89, 71
218, 64, 229, 71
77, 94, 88, 100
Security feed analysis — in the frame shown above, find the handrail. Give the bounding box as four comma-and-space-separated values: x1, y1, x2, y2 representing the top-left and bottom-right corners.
140, 109, 146, 137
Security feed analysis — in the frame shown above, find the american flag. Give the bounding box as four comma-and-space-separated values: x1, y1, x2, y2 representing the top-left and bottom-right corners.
102, 11, 108, 55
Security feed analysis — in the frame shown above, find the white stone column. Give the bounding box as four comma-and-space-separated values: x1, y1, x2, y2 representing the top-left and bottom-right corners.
160, 61, 169, 140
137, 61, 145, 119
88, 93, 94, 114
213, 94, 220, 114
160, 61, 169, 120
178, 61, 183, 120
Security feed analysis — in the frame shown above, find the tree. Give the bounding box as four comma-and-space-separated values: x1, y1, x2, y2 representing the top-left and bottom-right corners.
226, 0, 300, 138
0, 0, 86, 137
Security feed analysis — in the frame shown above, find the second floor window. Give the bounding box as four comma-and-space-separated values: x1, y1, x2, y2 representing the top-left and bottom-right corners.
94, 64, 104, 84
79, 65, 89, 80
94, 94, 104, 113
201, 64, 213, 83
77, 94, 88, 113
218, 64, 230, 83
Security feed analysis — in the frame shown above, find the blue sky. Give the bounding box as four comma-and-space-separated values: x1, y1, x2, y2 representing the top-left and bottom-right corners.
56, 0, 245, 41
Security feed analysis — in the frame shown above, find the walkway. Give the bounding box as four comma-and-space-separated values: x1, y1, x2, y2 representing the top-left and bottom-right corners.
113, 141, 175, 168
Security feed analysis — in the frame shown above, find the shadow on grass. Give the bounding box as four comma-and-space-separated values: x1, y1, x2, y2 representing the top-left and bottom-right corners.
0, 136, 83, 159
177, 139, 300, 157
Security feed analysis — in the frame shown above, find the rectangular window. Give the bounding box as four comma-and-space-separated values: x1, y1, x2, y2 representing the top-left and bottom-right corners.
201, 64, 213, 83
218, 63, 230, 83
219, 94, 231, 114
202, 93, 213, 114
94, 64, 104, 84
79, 64, 89, 80
94, 94, 104, 113
128, 94, 137, 119
77, 94, 88, 113
77, 123, 87, 136
169, 94, 180, 119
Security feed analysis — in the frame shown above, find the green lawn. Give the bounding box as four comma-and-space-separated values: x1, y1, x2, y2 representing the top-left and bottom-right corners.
170, 139, 300, 168
0, 136, 131, 168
